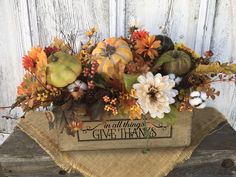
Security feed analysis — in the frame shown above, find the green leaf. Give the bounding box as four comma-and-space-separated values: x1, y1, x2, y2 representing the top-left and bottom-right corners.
123, 74, 139, 92
93, 73, 106, 89
157, 105, 177, 125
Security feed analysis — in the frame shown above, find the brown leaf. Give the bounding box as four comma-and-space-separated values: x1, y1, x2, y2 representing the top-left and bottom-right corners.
28, 98, 34, 108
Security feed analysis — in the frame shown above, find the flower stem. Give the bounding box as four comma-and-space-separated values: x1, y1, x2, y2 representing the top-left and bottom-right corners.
27, 70, 49, 91
142, 114, 150, 154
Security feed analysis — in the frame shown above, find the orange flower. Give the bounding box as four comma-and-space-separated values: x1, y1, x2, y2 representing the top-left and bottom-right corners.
17, 73, 42, 96
22, 55, 35, 70
17, 82, 27, 95
22, 47, 44, 71
135, 35, 161, 59
28, 47, 43, 60
132, 29, 149, 40
67, 121, 83, 132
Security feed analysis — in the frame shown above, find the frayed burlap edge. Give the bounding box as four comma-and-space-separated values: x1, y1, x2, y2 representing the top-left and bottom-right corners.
161, 119, 227, 177
17, 108, 226, 177
17, 120, 98, 177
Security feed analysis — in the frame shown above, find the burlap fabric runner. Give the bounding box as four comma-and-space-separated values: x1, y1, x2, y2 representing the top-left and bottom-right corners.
17, 107, 226, 177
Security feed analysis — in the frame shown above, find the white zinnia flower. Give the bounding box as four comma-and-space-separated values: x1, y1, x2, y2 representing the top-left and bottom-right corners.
133, 72, 178, 119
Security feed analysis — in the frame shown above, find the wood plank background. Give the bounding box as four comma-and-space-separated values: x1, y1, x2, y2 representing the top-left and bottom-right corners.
0, 0, 236, 144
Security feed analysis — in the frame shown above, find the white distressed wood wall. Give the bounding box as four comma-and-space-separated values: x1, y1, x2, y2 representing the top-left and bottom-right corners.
0, 0, 236, 144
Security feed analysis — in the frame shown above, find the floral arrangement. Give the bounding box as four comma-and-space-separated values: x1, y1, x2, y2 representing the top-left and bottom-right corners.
4, 26, 236, 136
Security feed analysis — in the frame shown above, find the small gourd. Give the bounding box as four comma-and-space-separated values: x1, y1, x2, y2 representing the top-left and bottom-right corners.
161, 50, 192, 76
46, 52, 82, 87
155, 35, 174, 55
92, 37, 133, 76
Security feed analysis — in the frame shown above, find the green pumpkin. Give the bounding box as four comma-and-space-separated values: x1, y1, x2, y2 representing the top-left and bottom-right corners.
155, 35, 174, 55
46, 52, 82, 87
161, 50, 192, 76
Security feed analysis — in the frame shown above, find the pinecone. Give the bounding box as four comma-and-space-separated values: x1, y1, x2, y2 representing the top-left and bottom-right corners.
180, 74, 203, 88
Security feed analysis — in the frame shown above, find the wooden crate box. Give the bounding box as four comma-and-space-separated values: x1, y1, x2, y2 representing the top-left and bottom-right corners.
58, 111, 192, 151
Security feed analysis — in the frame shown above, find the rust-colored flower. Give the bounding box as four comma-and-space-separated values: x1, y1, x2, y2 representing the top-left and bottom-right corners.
22, 47, 44, 71
44, 46, 59, 57
67, 121, 83, 132
204, 50, 213, 58
17, 73, 41, 96
22, 55, 35, 70
132, 29, 149, 40
17, 82, 27, 96
135, 35, 161, 59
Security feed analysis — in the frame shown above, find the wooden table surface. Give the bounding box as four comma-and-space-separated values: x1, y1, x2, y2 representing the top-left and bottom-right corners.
0, 123, 236, 177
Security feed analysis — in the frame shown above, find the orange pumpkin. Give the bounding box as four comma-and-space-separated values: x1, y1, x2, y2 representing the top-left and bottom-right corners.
92, 37, 133, 76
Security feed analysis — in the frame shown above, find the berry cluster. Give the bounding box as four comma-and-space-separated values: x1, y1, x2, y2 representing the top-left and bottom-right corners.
83, 60, 99, 78
103, 96, 118, 115
82, 60, 99, 89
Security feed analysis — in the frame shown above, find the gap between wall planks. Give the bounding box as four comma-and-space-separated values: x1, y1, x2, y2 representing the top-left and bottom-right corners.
0, 0, 236, 145
0, 0, 32, 144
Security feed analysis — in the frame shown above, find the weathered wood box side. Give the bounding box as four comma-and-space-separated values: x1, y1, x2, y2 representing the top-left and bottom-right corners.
58, 111, 192, 151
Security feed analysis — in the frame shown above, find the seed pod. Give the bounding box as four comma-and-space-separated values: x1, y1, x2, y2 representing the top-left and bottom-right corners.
189, 91, 207, 109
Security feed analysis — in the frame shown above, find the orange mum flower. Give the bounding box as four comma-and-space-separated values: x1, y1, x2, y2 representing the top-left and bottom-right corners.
28, 47, 43, 60
22, 47, 43, 71
22, 55, 35, 70
132, 29, 149, 40
135, 35, 161, 59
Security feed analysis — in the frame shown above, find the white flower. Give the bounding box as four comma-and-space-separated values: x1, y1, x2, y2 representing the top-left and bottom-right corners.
133, 72, 178, 119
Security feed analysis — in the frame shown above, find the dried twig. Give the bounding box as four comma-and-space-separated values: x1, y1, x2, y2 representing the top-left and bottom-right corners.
0, 106, 12, 110
60, 30, 79, 54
